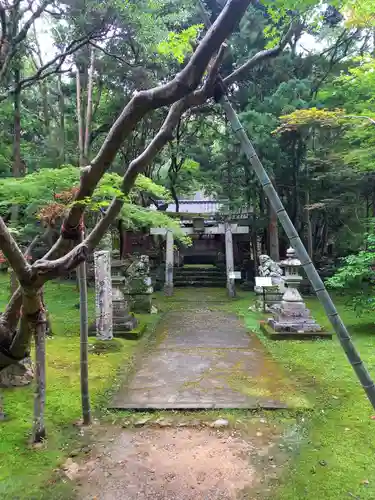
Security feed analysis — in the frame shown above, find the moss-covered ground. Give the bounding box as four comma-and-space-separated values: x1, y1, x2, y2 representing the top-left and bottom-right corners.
1, 281, 375, 499
156, 288, 375, 500
0, 274, 160, 499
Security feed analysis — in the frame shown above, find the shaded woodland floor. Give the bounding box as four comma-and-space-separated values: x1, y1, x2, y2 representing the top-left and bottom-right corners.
1, 280, 375, 499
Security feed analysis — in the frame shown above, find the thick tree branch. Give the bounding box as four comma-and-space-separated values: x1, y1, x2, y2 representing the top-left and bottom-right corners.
44, 0, 251, 259
0, 4, 6, 48
224, 20, 300, 86
0, 217, 32, 284
13, 1, 52, 45
29, 48, 228, 278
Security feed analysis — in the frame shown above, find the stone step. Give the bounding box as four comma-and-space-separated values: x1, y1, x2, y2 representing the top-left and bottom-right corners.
174, 280, 226, 287
174, 275, 226, 282
175, 266, 223, 272
175, 269, 225, 277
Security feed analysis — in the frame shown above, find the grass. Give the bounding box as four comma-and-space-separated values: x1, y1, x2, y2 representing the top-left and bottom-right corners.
156, 288, 375, 499
2, 279, 375, 499
229, 290, 375, 500
0, 273, 159, 499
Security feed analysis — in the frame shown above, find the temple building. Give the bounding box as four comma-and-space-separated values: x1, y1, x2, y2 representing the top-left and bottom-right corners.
120, 192, 254, 297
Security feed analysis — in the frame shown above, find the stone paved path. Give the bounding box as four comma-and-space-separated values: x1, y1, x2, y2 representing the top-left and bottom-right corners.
110, 307, 304, 410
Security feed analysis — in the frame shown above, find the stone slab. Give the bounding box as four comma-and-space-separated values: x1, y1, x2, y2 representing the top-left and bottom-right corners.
260, 321, 332, 340
110, 308, 309, 410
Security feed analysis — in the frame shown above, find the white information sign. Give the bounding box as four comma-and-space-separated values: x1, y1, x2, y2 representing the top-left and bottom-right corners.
229, 271, 242, 280
255, 277, 273, 287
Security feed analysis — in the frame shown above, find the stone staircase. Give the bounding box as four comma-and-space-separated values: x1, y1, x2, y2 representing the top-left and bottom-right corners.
174, 266, 226, 288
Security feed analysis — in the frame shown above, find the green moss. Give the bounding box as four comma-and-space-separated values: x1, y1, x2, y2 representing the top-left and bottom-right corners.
0, 275, 147, 499
227, 290, 375, 500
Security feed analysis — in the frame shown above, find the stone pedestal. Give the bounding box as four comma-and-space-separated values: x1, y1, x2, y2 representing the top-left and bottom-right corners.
263, 247, 331, 340
268, 287, 322, 333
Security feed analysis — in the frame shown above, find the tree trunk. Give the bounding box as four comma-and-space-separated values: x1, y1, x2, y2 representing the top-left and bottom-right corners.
251, 228, 258, 275
10, 61, 22, 297
83, 47, 95, 163
170, 183, 179, 213
58, 75, 65, 163
0, 393, 4, 420
268, 177, 279, 261
76, 70, 84, 167
305, 190, 313, 260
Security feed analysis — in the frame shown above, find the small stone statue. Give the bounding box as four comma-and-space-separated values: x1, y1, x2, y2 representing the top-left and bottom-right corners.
124, 255, 154, 313
254, 254, 284, 293
259, 254, 283, 279
251, 254, 284, 312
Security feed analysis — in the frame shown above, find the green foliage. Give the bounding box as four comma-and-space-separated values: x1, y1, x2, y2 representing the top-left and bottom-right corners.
157, 24, 203, 63
0, 166, 185, 241
327, 234, 375, 314
275, 108, 345, 134
120, 203, 191, 245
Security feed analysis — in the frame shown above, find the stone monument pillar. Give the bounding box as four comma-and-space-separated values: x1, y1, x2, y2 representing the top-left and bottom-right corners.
165, 230, 174, 296
252, 254, 284, 311
225, 222, 236, 298
94, 250, 113, 340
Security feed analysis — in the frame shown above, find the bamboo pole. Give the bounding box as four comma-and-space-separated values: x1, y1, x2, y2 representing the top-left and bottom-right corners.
197, 0, 375, 409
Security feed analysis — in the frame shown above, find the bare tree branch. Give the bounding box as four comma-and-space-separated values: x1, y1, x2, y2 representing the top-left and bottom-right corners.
1, 32, 99, 99
0, 0, 53, 81
89, 40, 138, 67
224, 20, 301, 86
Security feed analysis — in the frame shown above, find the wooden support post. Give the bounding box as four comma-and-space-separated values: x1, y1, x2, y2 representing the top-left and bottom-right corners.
225, 222, 235, 298
165, 230, 174, 296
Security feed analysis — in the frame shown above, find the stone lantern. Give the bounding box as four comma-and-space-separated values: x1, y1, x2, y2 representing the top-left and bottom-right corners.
111, 260, 138, 336
280, 247, 302, 290
264, 247, 329, 338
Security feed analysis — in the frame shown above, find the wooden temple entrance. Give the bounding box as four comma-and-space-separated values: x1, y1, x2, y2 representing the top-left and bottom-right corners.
150, 192, 251, 298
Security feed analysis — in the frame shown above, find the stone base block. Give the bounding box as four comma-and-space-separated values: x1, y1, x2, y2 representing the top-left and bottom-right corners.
115, 322, 147, 340
164, 284, 173, 297
0, 357, 34, 387
131, 294, 153, 313
89, 313, 139, 337
260, 321, 332, 340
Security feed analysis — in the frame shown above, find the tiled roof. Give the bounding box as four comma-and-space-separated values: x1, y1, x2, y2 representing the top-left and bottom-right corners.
152, 192, 253, 217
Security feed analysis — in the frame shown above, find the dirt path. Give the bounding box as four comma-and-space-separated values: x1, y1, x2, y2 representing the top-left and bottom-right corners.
72, 296, 301, 499
74, 415, 289, 500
